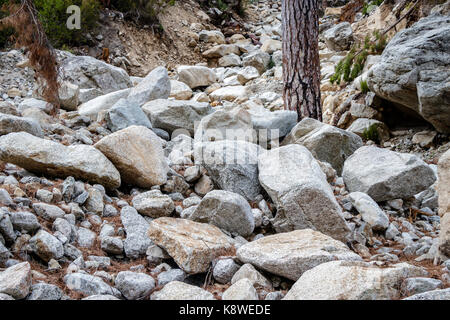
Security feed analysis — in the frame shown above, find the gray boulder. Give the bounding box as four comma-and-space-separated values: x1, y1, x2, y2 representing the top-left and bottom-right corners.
120, 206, 153, 259
237, 229, 361, 281
282, 118, 363, 175
127, 66, 170, 107
29, 230, 64, 262
132, 190, 175, 218
0, 113, 43, 137
177, 65, 217, 89
194, 140, 262, 201
59, 53, 132, 94
284, 261, 428, 300
115, 271, 155, 300
64, 272, 120, 297
0, 132, 121, 189
403, 288, 450, 300
27, 283, 63, 300
258, 144, 350, 241
323, 22, 354, 51
94, 126, 168, 188
0, 262, 31, 299
105, 98, 152, 132
247, 107, 297, 144
222, 278, 258, 300
10, 211, 41, 233
191, 190, 255, 237
366, 15, 450, 133
213, 258, 240, 284
142, 99, 212, 135
349, 192, 389, 231
342, 146, 436, 201
151, 281, 214, 300
242, 50, 271, 74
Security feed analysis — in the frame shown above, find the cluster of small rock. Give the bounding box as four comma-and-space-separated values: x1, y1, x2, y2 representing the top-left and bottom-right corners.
0, 0, 449, 301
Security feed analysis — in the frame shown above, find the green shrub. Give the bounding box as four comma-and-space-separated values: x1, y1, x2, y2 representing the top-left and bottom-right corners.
362, 123, 379, 143
34, 0, 100, 47
362, 0, 384, 15
360, 80, 369, 93
330, 31, 386, 85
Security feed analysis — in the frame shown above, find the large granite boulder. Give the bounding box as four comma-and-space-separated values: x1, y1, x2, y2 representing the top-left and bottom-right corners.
177, 66, 217, 89
195, 107, 255, 143
0, 113, 43, 137
323, 22, 354, 51
366, 14, 450, 133
194, 140, 262, 201
191, 190, 255, 237
148, 217, 235, 274
237, 229, 361, 281
60, 53, 132, 94
94, 126, 168, 188
120, 206, 153, 259
282, 118, 363, 175
342, 146, 436, 202
127, 66, 170, 107
142, 99, 212, 135
284, 261, 428, 300
0, 132, 121, 189
258, 144, 351, 241
0, 262, 31, 299
78, 88, 131, 118
105, 98, 152, 132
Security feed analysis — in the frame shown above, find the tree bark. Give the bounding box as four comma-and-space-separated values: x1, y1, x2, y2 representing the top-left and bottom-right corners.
282, 0, 322, 121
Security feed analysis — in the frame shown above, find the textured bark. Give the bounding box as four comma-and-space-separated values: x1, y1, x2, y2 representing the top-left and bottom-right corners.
282, 0, 322, 121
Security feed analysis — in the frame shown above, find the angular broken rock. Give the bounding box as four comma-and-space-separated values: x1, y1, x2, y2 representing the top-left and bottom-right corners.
342, 146, 436, 202
142, 99, 212, 135
94, 126, 168, 188
194, 140, 262, 201
105, 98, 152, 132
0, 132, 121, 189
236, 229, 362, 281
284, 261, 428, 300
151, 281, 214, 300
177, 65, 217, 89
282, 117, 363, 175
121, 206, 153, 259
64, 272, 120, 297
127, 66, 170, 107
191, 190, 255, 237
0, 113, 43, 137
29, 230, 64, 262
132, 190, 174, 218
148, 217, 235, 274
0, 262, 31, 299
258, 144, 351, 241
349, 192, 389, 231
222, 278, 258, 300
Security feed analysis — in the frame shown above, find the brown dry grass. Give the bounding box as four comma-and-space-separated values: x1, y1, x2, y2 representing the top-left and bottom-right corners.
0, 0, 60, 108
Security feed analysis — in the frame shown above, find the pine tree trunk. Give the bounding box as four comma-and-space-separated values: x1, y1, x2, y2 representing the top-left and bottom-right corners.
282, 0, 322, 121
